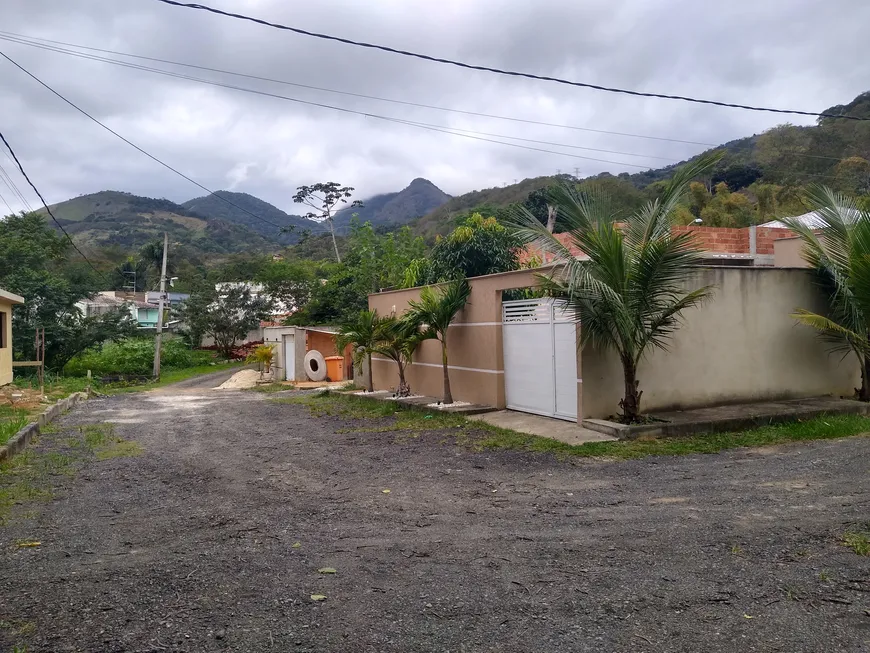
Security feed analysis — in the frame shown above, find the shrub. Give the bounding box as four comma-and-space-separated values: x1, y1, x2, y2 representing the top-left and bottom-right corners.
63, 337, 215, 377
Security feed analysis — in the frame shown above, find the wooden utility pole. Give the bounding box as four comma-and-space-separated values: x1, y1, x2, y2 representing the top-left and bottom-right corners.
152, 232, 169, 379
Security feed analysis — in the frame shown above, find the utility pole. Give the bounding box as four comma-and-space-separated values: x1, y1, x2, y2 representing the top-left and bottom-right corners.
152, 232, 169, 379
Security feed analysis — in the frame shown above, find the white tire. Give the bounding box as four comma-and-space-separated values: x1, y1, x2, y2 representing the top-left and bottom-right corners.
304, 350, 327, 381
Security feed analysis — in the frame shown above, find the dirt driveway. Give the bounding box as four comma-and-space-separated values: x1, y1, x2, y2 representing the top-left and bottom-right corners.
1, 382, 869, 652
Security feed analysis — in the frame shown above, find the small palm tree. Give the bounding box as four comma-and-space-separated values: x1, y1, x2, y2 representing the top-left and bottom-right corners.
371, 316, 425, 397
336, 310, 384, 393
781, 186, 870, 400
511, 151, 723, 422
405, 279, 471, 404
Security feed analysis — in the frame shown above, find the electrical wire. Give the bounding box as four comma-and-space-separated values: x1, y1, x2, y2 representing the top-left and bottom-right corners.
0, 39, 672, 170
3, 34, 845, 184
0, 129, 107, 277
0, 188, 14, 215
0, 31, 849, 165
0, 51, 296, 236
0, 159, 34, 211
153, 0, 870, 122
0, 30, 717, 148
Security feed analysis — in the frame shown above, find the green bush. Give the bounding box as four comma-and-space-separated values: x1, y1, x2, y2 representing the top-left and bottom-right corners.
63, 337, 215, 377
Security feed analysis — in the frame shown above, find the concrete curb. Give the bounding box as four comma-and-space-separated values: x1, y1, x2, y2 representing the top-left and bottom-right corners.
0, 391, 89, 463
339, 389, 497, 416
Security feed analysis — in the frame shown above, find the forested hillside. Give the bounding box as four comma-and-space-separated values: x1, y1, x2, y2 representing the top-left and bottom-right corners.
182, 191, 321, 245
332, 178, 451, 229
44, 191, 275, 255
415, 91, 870, 233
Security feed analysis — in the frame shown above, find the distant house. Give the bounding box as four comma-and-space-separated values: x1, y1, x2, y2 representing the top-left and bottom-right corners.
75, 291, 189, 330
0, 288, 24, 386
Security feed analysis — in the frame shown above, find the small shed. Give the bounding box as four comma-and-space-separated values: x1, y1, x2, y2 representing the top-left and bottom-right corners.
263, 326, 353, 382
0, 288, 25, 386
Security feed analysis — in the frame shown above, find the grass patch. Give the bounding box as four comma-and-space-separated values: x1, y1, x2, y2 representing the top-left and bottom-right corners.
283, 393, 870, 460
842, 528, 870, 556
0, 422, 142, 524
0, 412, 28, 447
251, 382, 295, 393
478, 413, 870, 459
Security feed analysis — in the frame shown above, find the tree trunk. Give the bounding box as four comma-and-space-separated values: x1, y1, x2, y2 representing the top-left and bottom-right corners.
546, 205, 557, 233
327, 216, 342, 263
618, 358, 643, 422
441, 338, 453, 405
859, 354, 870, 401
366, 351, 374, 393
396, 361, 411, 397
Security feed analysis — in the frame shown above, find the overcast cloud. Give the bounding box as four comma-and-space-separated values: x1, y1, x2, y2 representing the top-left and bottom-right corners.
1, 0, 868, 215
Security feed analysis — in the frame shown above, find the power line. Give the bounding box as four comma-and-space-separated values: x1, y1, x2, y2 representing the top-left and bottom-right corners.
153, 0, 870, 122
0, 159, 34, 211
0, 129, 106, 277
0, 30, 717, 148
0, 188, 14, 215
0, 51, 294, 236
0, 39, 672, 171
1, 32, 851, 166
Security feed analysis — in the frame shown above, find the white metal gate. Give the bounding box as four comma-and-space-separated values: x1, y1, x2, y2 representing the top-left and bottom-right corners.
502, 299, 578, 421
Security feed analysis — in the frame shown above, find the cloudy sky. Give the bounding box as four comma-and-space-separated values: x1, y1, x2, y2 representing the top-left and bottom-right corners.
1, 0, 868, 215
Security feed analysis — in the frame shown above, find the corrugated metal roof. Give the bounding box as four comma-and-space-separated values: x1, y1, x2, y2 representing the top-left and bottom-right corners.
761, 209, 860, 230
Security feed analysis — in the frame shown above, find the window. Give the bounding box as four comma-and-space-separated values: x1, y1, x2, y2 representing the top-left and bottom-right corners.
0, 311, 6, 349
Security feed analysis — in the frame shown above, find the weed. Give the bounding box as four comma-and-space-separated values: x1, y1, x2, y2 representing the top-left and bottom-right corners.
783, 585, 802, 601
0, 413, 28, 447
94, 440, 143, 461
842, 529, 870, 556
730, 544, 743, 556
818, 570, 831, 582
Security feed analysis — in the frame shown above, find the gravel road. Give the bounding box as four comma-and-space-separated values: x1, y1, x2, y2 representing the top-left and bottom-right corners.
1, 383, 869, 652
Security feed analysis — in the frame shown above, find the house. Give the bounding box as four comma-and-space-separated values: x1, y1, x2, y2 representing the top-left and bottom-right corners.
0, 288, 24, 386
367, 265, 858, 423
75, 291, 187, 330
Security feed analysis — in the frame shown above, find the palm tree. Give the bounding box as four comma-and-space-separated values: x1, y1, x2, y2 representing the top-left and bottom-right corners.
405, 279, 471, 404
336, 310, 384, 393
781, 186, 870, 400
371, 316, 425, 397
510, 151, 723, 422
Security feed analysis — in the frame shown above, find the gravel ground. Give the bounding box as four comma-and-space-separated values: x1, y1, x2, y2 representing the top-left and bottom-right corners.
1, 384, 869, 652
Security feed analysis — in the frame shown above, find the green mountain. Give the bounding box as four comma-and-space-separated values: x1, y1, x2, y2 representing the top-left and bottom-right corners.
414, 91, 870, 234
182, 191, 322, 245
333, 178, 451, 229
44, 190, 275, 255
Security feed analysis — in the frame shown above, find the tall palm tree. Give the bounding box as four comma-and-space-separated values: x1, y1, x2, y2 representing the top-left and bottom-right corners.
371, 316, 425, 397
781, 186, 870, 400
511, 151, 723, 422
336, 310, 384, 393
405, 279, 471, 404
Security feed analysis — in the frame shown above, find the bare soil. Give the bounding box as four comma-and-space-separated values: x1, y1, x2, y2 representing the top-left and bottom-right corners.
1, 384, 869, 652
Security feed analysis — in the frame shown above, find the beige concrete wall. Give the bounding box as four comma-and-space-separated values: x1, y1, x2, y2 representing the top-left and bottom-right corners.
581, 267, 860, 418
774, 236, 810, 268
0, 300, 12, 386
368, 268, 552, 406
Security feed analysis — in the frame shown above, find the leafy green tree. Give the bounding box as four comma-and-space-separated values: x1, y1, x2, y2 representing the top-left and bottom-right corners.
833, 157, 870, 196
336, 310, 384, 392
511, 151, 722, 422
405, 279, 471, 404
293, 182, 363, 263
0, 212, 137, 370
700, 182, 754, 227
781, 186, 870, 400
405, 214, 520, 286
255, 260, 317, 313
177, 285, 272, 358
